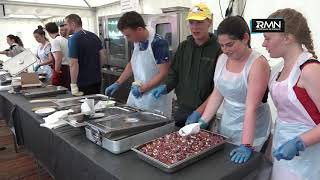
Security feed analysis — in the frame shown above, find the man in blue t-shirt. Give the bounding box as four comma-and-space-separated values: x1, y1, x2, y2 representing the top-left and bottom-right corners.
104, 11, 172, 116
64, 14, 107, 96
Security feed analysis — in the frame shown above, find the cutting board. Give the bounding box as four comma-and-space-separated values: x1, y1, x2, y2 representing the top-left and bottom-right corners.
21, 72, 42, 88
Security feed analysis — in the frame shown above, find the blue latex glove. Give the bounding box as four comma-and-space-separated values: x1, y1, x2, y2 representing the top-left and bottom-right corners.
198, 118, 209, 129
230, 144, 253, 164
34, 64, 40, 72
105, 82, 120, 97
152, 85, 167, 99
131, 85, 142, 98
185, 111, 201, 125
273, 136, 305, 161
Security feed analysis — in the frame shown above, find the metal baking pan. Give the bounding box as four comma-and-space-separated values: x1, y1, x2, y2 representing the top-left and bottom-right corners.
86, 112, 171, 139
85, 121, 175, 154
132, 131, 227, 173
63, 106, 137, 127
21, 85, 68, 98
55, 94, 113, 109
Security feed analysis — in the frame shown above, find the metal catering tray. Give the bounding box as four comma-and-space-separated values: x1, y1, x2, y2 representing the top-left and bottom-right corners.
85, 111, 171, 139
131, 130, 227, 173
55, 94, 111, 108
85, 121, 175, 154
63, 106, 138, 127
21, 85, 68, 98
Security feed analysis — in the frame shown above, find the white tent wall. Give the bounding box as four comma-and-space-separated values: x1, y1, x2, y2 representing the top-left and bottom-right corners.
43, 16, 97, 34
96, 0, 192, 15
0, 18, 42, 61
96, 2, 121, 16
140, 0, 192, 14
4, 2, 97, 33
4, 3, 95, 17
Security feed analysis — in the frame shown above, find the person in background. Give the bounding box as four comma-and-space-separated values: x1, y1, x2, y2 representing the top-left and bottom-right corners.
33, 26, 53, 79
0, 34, 25, 57
187, 16, 271, 164
263, 8, 320, 180
64, 14, 107, 96
104, 11, 172, 117
45, 22, 70, 89
152, 3, 222, 126
59, 24, 68, 39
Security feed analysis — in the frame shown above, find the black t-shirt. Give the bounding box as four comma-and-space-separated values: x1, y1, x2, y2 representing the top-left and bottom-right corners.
68, 30, 102, 87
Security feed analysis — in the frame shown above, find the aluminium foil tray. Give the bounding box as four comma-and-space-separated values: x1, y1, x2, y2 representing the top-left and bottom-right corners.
21, 86, 68, 98
131, 130, 227, 173
85, 111, 171, 139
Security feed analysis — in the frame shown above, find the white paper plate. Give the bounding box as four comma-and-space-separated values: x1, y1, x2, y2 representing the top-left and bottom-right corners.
35, 107, 56, 116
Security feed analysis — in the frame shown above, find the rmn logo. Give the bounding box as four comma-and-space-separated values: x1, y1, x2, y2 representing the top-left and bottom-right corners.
256, 21, 281, 29
251, 19, 285, 33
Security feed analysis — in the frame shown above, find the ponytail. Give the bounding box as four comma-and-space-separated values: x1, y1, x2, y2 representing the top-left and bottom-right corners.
33, 25, 48, 41
302, 36, 318, 59
7, 34, 24, 47
15, 36, 24, 47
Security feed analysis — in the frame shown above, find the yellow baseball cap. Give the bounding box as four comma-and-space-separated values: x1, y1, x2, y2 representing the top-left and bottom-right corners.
186, 3, 212, 21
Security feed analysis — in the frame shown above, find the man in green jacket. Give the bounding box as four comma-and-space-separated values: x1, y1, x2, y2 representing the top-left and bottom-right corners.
152, 3, 222, 127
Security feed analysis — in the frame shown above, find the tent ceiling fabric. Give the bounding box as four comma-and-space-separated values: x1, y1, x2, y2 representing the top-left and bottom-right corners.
5, 0, 119, 7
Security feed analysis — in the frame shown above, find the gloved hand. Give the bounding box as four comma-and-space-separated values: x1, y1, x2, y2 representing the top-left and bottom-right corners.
34, 64, 40, 72
131, 85, 142, 98
152, 85, 167, 99
273, 136, 305, 161
70, 83, 84, 96
105, 82, 120, 96
230, 144, 253, 164
198, 118, 209, 129
185, 111, 201, 125
52, 70, 61, 86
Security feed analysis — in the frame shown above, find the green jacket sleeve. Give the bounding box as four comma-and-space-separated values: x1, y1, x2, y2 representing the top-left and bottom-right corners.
165, 43, 183, 92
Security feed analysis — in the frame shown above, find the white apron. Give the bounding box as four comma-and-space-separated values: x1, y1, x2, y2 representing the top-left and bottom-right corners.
36, 42, 52, 78
127, 27, 172, 117
214, 50, 271, 151
269, 51, 320, 180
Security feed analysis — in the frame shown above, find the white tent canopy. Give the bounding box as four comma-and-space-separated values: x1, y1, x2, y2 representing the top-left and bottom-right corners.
0, 0, 119, 20
3, 0, 119, 8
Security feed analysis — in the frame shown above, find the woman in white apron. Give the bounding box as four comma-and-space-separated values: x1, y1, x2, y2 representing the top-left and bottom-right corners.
33, 26, 53, 79
190, 16, 271, 163
263, 8, 320, 180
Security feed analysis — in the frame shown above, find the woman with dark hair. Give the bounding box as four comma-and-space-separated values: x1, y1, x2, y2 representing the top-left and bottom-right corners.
186, 16, 271, 164
45, 22, 70, 89
263, 8, 320, 180
33, 25, 53, 78
0, 34, 25, 57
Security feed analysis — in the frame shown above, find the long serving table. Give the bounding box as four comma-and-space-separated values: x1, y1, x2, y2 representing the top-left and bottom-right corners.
0, 91, 272, 180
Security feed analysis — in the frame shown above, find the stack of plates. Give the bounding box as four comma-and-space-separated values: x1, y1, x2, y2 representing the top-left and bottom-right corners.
35, 107, 56, 117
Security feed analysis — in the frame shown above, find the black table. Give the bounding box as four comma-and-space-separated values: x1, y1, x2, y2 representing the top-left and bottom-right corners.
0, 91, 271, 180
